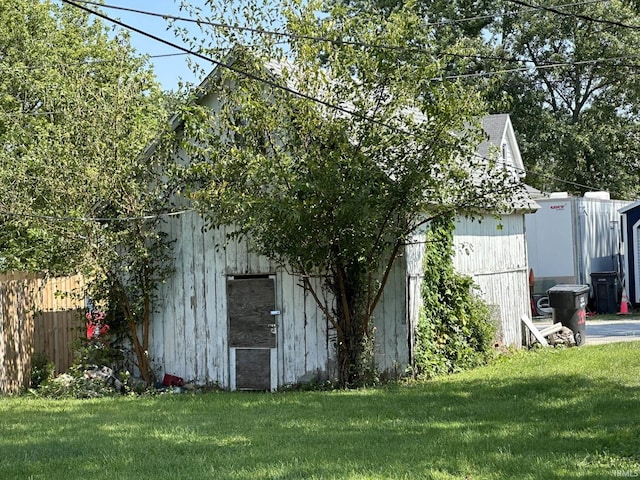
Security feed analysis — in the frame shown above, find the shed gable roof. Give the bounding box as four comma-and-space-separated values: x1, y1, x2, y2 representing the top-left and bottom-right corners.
478, 114, 524, 172
161, 55, 537, 213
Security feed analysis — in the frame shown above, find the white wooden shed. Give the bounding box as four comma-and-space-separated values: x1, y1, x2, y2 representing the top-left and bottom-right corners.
406, 114, 538, 350
150, 217, 409, 390
147, 103, 536, 389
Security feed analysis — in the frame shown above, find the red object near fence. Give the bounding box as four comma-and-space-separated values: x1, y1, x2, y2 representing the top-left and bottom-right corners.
162, 374, 184, 387
86, 321, 110, 339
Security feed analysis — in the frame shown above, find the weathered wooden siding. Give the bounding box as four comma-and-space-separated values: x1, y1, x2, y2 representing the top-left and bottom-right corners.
152, 212, 243, 387
151, 210, 409, 387
151, 212, 528, 385
372, 254, 409, 376
151, 210, 328, 387
405, 214, 529, 347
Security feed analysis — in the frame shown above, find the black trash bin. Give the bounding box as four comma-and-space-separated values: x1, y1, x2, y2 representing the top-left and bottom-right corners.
547, 284, 590, 346
590, 272, 618, 314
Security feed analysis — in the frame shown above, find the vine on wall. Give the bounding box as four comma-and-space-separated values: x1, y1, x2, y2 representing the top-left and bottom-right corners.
413, 215, 497, 379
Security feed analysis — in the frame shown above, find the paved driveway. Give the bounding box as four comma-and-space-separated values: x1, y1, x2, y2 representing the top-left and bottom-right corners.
586, 319, 640, 345
533, 318, 640, 345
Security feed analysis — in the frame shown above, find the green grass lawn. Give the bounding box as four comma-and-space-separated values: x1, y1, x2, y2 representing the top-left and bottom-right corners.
2, 343, 640, 480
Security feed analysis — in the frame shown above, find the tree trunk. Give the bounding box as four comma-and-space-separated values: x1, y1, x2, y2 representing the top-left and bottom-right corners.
331, 264, 374, 388
114, 280, 153, 385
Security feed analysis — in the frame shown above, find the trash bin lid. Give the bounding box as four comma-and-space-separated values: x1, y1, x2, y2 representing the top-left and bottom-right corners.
547, 284, 590, 295
590, 271, 617, 277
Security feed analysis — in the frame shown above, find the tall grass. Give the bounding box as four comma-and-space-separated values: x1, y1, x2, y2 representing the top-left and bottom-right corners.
1, 343, 639, 479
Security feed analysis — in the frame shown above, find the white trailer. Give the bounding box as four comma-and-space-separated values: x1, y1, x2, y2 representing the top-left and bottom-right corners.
525, 192, 630, 295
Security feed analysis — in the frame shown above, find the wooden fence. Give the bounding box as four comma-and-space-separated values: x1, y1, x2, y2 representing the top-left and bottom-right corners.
34, 275, 86, 374
0, 273, 85, 394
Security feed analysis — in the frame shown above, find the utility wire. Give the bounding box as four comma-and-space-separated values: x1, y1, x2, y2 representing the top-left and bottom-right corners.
62, 0, 403, 132
436, 54, 640, 80
471, 154, 602, 192
0, 208, 197, 223
54, 0, 609, 206
506, 0, 640, 30
0, 150, 604, 225
0, 2, 609, 227
74, 0, 610, 32
62, 0, 640, 91
423, 0, 609, 26
66, 0, 640, 86
73, 0, 439, 56
70, 0, 611, 66
0, 52, 190, 72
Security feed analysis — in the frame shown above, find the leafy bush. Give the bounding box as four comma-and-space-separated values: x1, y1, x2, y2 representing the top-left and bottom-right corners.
31, 319, 129, 399
71, 337, 124, 372
33, 371, 122, 399
413, 215, 497, 379
30, 353, 54, 389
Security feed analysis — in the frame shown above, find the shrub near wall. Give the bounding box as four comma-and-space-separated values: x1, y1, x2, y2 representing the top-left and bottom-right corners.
413, 215, 496, 379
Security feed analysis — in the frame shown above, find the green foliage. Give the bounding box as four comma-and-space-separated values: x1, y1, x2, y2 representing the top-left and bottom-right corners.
177, 0, 525, 386
33, 372, 121, 399
357, 0, 640, 197
0, 0, 169, 273
70, 337, 124, 373
0, 0, 181, 384
30, 329, 128, 399
413, 214, 496, 379
29, 353, 54, 389
493, 0, 640, 197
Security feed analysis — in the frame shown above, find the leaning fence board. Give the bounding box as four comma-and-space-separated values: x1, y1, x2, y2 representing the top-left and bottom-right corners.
521, 315, 549, 346
539, 323, 563, 338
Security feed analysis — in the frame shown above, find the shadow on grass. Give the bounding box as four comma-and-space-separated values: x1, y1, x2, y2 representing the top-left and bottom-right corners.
1, 354, 639, 479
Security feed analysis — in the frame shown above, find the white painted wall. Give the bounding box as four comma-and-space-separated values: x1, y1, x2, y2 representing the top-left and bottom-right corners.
525, 199, 575, 280
406, 214, 529, 348
150, 210, 409, 388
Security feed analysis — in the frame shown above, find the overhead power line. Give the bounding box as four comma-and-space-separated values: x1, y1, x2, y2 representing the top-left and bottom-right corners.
423, 0, 609, 26
73, 0, 435, 54
73, 0, 611, 33
471, 154, 602, 192
0, 153, 604, 225
436, 54, 640, 80
67, 0, 640, 85
0, 208, 196, 223
61, 0, 450, 134
506, 0, 640, 30
70, 0, 614, 66
58, 0, 610, 197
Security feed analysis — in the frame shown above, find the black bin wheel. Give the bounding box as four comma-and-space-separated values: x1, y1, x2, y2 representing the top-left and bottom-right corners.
574, 332, 583, 346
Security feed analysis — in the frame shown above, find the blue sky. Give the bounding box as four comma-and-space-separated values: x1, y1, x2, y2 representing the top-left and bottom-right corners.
96, 1, 209, 91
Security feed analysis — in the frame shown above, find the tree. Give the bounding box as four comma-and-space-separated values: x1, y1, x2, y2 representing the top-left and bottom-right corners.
491, 0, 640, 197
0, 0, 177, 383
352, 0, 640, 197
175, 0, 525, 386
